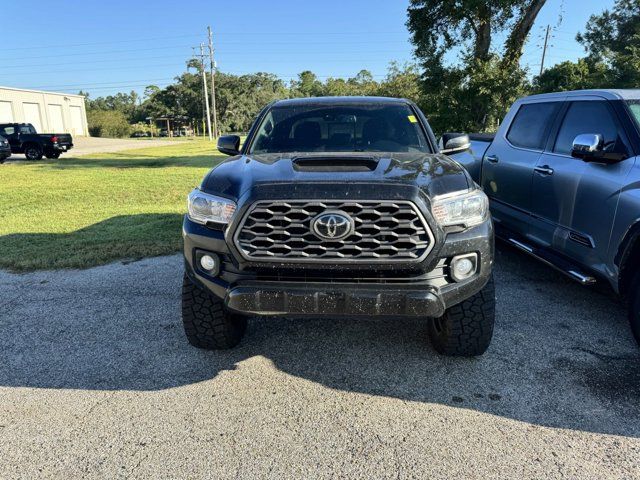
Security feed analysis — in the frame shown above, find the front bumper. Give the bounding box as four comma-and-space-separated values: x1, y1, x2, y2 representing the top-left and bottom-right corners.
183, 213, 493, 318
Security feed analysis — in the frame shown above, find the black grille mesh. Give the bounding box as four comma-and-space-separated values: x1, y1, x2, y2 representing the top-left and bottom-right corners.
235, 200, 432, 262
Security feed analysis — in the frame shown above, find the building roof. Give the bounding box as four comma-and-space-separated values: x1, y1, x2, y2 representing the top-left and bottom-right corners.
0, 85, 85, 99
272, 96, 410, 107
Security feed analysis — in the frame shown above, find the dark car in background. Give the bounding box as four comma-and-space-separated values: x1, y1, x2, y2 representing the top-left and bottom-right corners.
0, 123, 73, 160
0, 135, 10, 163
449, 89, 640, 344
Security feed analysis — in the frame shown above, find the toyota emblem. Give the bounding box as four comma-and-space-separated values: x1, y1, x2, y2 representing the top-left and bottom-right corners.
311, 212, 354, 240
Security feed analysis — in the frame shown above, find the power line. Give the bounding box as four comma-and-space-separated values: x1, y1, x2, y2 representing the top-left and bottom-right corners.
2, 31, 411, 52
5, 44, 412, 62
1, 33, 203, 51
3, 45, 196, 61
4, 49, 413, 69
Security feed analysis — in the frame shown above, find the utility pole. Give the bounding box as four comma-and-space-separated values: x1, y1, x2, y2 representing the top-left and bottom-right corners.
199, 43, 213, 141
539, 24, 551, 76
207, 26, 219, 139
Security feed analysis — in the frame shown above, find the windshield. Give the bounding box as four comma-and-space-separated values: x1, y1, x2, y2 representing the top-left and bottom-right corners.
626, 100, 640, 130
248, 103, 432, 154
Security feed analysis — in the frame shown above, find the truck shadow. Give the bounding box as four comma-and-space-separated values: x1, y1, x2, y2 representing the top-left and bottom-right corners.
0, 214, 184, 271
0, 237, 639, 438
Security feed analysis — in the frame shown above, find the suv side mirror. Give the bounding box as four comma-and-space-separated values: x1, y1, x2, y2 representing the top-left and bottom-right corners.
440, 132, 471, 154
571, 133, 625, 163
217, 135, 241, 156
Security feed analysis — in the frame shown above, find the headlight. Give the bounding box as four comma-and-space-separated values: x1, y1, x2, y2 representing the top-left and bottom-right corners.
431, 189, 488, 228
187, 189, 236, 225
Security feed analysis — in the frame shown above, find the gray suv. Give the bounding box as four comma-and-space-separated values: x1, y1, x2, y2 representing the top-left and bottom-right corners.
461, 90, 640, 344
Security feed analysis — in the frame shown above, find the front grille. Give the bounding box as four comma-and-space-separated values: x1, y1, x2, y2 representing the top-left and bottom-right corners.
234, 200, 433, 263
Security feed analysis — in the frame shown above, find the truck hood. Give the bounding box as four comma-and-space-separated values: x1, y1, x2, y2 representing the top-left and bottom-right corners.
201, 152, 472, 200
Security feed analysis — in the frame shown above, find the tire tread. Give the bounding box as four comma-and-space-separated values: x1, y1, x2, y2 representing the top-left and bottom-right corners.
428, 275, 496, 356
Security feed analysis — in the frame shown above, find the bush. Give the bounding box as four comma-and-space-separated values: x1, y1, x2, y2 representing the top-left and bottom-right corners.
87, 109, 131, 138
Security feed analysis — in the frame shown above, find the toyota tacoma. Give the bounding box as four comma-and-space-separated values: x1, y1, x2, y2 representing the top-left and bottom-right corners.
182, 97, 495, 356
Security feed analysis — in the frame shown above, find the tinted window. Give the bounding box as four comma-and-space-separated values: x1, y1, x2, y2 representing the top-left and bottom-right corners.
507, 102, 560, 150
0, 126, 15, 136
627, 100, 640, 128
249, 104, 431, 154
553, 101, 620, 155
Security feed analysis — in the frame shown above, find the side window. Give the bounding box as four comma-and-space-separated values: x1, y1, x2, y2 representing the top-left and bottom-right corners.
507, 102, 560, 150
0, 126, 15, 136
553, 101, 620, 155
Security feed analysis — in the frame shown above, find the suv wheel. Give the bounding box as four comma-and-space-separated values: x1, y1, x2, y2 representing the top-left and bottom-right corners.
181, 272, 247, 349
629, 272, 640, 346
24, 145, 43, 160
428, 275, 496, 356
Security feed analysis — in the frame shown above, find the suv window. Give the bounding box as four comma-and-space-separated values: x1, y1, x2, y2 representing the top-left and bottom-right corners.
553, 101, 621, 155
0, 126, 15, 136
507, 102, 560, 150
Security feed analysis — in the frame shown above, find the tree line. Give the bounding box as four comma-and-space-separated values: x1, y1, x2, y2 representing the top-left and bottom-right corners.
84, 0, 639, 138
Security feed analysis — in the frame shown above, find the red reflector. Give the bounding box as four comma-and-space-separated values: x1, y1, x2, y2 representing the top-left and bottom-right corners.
51, 136, 58, 143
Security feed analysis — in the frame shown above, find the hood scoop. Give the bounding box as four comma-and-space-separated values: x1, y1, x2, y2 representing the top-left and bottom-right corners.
292, 156, 379, 172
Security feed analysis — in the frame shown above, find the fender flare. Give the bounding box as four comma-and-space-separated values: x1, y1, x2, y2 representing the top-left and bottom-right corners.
615, 219, 640, 296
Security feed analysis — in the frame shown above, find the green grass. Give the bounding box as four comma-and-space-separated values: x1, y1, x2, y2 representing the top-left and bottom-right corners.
0, 139, 224, 271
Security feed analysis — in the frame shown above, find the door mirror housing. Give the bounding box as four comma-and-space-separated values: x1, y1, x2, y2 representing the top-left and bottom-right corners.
440, 132, 471, 155
571, 133, 626, 163
217, 135, 241, 156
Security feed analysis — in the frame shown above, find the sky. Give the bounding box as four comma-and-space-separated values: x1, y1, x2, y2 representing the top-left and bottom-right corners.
0, 0, 616, 98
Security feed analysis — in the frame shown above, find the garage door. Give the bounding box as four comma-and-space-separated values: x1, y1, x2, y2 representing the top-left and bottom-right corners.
23, 102, 43, 132
0, 101, 14, 122
69, 105, 84, 136
48, 104, 65, 132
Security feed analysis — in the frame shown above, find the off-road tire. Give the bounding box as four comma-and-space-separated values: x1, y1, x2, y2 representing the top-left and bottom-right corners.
629, 272, 640, 346
181, 272, 247, 349
24, 144, 43, 160
428, 275, 496, 356
45, 152, 61, 159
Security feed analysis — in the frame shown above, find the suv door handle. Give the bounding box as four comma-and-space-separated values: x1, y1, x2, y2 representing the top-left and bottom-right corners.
486, 155, 499, 163
534, 165, 554, 176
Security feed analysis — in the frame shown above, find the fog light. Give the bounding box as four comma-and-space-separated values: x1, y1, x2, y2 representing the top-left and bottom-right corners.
451, 253, 478, 282
199, 254, 218, 273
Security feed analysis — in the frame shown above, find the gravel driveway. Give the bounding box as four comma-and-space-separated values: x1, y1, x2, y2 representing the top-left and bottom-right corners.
0, 245, 639, 478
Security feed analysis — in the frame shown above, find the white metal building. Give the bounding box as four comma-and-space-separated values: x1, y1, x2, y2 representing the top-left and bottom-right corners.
0, 86, 88, 136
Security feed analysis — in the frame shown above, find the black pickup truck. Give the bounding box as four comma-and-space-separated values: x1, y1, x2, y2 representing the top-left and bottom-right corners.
182, 97, 496, 357
0, 123, 73, 160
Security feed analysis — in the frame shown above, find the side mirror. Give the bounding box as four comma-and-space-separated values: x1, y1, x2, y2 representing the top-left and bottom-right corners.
440, 132, 471, 155
571, 133, 625, 163
217, 135, 241, 156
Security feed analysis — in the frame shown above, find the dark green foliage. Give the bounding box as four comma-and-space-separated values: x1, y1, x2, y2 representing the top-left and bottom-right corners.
532, 59, 611, 93
407, 0, 546, 134
82, 64, 425, 137
86, 109, 131, 138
